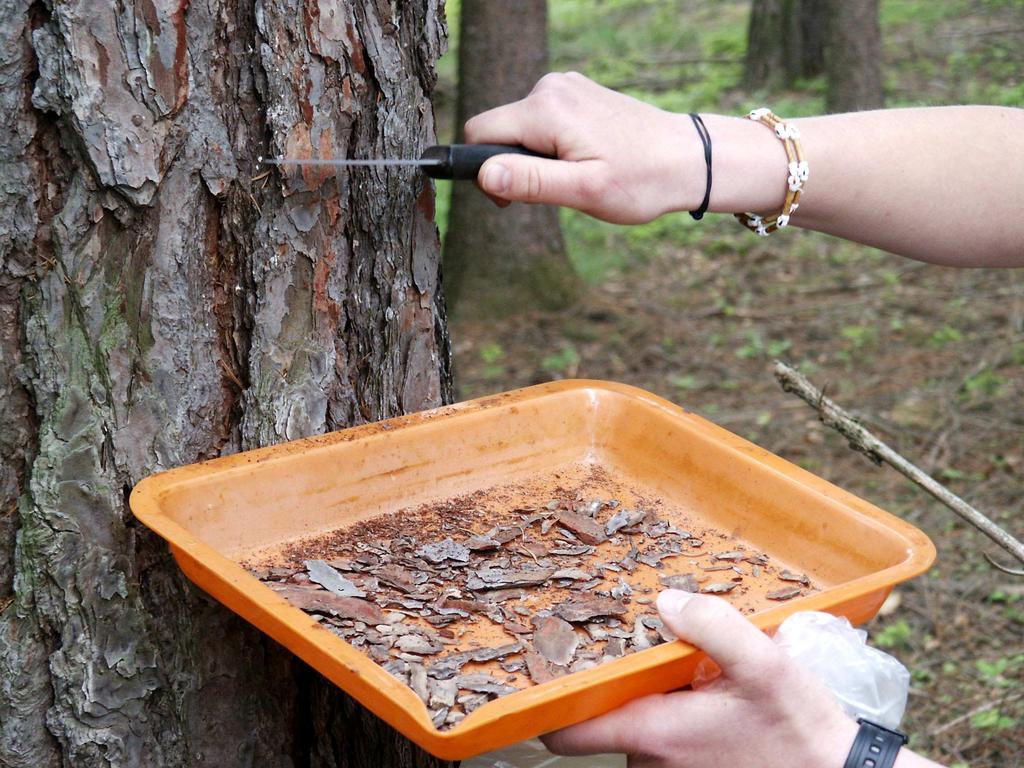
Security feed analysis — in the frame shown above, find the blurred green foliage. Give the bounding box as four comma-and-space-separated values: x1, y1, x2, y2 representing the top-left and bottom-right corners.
541, 344, 581, 374
477, 341, 507, 380
874, 618, 914, 649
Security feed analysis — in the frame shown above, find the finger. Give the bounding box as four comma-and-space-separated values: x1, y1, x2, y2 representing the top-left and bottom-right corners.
477, 155, 606, 209
463, 98, 560, 155
656, 590, 780, 686
541, 694, 666, 756
463, 71, 594, 146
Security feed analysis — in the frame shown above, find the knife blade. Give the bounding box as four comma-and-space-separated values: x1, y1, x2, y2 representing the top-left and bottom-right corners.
259, 143, 551, 180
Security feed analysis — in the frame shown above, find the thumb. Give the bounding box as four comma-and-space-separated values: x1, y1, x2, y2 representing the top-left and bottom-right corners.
478, 154, 604, 209
656, 590, 780, 685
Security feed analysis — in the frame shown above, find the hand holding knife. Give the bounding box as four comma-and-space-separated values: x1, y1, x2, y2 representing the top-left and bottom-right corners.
260, 144, 549, 180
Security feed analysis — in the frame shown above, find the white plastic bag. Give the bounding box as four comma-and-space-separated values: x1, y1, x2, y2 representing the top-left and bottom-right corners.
773, 611, 910, 729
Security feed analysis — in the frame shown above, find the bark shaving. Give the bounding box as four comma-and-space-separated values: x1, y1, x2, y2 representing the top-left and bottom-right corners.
0, 1, 452, 766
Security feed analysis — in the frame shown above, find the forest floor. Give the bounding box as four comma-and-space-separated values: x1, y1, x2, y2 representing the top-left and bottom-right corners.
435, 1, 1024, 767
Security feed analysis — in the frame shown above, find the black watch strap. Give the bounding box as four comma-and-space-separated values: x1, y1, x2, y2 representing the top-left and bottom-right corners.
843, 718, 908, 768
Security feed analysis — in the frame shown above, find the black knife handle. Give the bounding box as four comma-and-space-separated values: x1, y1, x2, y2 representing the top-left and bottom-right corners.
420, 144, 553, 180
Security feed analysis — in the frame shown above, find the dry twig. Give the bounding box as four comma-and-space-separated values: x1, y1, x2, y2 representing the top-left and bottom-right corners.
773, 361, 1024, 574
928, 693, 1023, 737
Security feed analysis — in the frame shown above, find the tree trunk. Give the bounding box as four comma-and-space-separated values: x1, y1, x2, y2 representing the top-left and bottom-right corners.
0, 2, 454, 767
443, 0, 578, 319
743, 0, 828, 89
825, 0, 884, 112
744, 0, 793, 90
798, 1, 828, 80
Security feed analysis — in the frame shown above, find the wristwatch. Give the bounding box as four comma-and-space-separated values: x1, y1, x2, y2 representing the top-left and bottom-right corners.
843, 718, 908, 768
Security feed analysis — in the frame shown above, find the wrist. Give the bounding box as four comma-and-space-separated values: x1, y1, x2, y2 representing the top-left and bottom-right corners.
659, 112, 791, 217
703, 114, 790, 215
809, 714, 860, 768
652, 111, 711, 216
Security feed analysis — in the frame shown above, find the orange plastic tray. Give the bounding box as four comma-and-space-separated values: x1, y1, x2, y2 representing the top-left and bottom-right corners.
130, 380, 934, 759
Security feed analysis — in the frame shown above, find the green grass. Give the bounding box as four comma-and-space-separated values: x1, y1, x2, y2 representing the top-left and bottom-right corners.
874, 618, 915, 650
434, 179, 452, 242
880, 0, 966, 27
561, 208, 728, 282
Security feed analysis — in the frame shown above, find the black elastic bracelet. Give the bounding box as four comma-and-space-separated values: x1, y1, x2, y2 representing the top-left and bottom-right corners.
843, 719, 908, 768
688, 112, 712, 220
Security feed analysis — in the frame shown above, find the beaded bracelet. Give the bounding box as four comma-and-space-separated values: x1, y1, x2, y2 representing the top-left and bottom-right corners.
735, 107, 808, 236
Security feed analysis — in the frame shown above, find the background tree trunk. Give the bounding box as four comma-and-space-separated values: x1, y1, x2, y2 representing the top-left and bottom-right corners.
797, 1, 828, 80
744, 0, 828, 89
443, 0, 578, 319
743, 0, 829, 89
825, 0, 885, 112
0, 2, 454, 767
743, 0, 796, 90
744, 0, 881, 111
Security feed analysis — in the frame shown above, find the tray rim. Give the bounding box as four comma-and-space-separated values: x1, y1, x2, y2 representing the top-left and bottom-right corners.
130, 379, 936, 759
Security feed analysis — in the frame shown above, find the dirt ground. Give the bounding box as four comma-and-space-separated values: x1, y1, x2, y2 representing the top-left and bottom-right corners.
449, 235, 1024, 767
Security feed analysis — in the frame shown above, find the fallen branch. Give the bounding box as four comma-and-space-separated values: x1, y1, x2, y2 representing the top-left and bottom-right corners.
773, 361, 1024, 574
928, 692, 1023, 737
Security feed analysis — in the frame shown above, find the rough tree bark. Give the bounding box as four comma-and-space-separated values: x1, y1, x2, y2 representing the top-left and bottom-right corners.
743, 0, 826, 90
0, 2, 454, 767
442, 0, 578, 319
825, 0, 884, 112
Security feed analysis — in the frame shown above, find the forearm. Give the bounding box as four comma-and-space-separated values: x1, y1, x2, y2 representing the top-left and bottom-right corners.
895, 749, 947, 768
467, 75, 1023, 266
692, 107, 1024, 266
